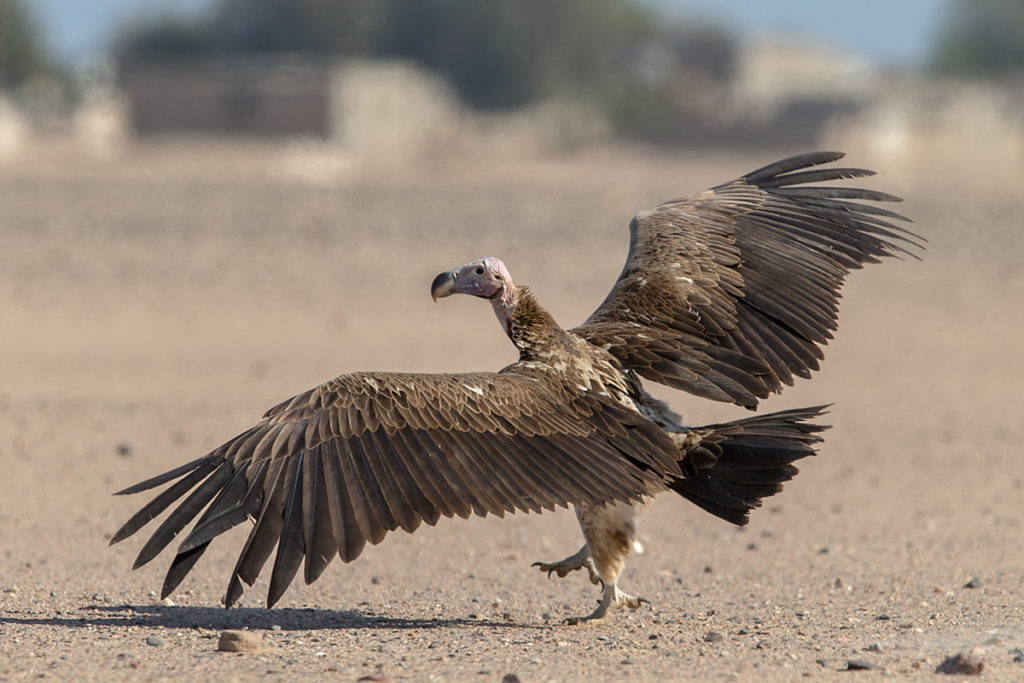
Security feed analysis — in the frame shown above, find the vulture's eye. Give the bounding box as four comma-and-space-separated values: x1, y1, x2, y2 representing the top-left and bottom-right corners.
476, 267, 485, 275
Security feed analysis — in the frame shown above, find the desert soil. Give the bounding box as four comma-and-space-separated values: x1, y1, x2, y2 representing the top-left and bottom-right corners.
1, 142, 1021, 681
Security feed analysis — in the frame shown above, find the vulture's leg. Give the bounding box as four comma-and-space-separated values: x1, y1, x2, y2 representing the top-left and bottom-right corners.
531, 544, 602, 585
564, 500, 649, 625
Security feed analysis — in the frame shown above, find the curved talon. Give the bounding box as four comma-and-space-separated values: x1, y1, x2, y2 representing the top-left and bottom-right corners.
532, 561, 564, 580
531, 545, 594, 582
531, 561, 553, 580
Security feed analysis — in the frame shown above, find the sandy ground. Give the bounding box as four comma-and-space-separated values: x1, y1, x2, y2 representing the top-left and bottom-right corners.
0, 141, 1021, 681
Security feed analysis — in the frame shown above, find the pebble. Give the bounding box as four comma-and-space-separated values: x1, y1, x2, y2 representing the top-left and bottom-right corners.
936, 651, 985, 675
145, 635, 165, 647
501, 675, 521, 683
270, 624, 282, 631
865, 642, 883, 652
703, 631, 725, 643
847, 659, 881, 671
217, 630, 263, 653
116, 442, 133, 457
1011, 648, 1024, 664
963, 577, 982, 589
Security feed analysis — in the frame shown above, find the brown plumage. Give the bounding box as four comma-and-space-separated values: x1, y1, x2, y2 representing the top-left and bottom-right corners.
112, 152, 921, 622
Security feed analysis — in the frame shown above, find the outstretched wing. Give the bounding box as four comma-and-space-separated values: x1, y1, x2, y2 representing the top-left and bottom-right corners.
111, 368, 679, 607
573, 151, 922, 408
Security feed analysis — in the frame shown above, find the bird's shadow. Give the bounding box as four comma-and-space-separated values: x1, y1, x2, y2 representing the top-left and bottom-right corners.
0, 604, 541, 632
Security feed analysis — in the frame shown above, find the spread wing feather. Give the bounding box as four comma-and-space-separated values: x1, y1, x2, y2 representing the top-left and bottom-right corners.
574, 151, 923, 408
111, 368, 680, 607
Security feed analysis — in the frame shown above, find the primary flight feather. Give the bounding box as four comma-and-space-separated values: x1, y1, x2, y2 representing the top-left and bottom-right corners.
112, 152, 920, 623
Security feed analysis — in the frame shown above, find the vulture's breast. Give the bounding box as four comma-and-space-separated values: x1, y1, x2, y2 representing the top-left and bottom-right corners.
560, 336, 643, 415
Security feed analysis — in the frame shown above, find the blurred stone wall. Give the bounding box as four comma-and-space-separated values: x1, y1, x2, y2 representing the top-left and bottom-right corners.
0, 96, 29, 163
329, 59, 610, 162
329, 59, 463, 162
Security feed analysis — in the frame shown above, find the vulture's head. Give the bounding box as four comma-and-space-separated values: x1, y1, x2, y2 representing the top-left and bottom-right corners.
431, 257, 513, 302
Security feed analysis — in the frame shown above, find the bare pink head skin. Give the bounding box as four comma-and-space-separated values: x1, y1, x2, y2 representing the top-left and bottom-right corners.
430, 256, 518, 326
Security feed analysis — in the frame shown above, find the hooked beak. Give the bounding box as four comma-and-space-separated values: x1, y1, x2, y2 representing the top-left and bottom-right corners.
430, 270, 456, 302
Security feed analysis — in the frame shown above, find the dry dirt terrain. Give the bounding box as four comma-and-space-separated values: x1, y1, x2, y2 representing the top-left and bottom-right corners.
1, 142, 1021, 681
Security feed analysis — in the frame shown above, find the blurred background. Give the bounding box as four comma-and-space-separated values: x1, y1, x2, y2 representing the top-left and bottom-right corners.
1, 0, 1022, 183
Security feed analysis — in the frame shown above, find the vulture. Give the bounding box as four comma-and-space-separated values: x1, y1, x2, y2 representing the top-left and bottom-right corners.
112, 152, 920, 624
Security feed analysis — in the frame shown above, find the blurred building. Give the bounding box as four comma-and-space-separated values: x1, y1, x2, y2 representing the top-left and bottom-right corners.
119, 56, 333, 137
732, 39, 877, 116
727, 39, 877, 145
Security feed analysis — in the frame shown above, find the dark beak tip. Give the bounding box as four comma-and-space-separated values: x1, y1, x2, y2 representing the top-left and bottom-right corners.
430, 270, 456, 301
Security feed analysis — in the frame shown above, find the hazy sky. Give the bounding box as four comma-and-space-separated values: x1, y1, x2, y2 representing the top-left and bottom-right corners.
663, 0, 947, 67
33, 0, 949, 68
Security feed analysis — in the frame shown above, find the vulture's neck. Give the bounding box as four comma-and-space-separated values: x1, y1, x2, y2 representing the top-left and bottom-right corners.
491, 285, 567, 360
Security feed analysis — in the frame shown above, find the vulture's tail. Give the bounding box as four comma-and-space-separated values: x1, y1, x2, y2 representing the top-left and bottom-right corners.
668, 406, 829, 526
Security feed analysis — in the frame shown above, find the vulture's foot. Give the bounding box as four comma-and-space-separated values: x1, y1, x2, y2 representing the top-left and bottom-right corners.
532, 545, 601, 585
564, 583, 649, 625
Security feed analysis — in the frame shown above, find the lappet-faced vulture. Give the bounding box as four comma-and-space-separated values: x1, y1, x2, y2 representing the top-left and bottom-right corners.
112, 152, 921, 623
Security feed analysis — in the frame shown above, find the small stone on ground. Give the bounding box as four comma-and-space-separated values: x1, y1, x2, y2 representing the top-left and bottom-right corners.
936, 651, 985, 675
847, 659, 881, 671
217, 630, 262, 653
